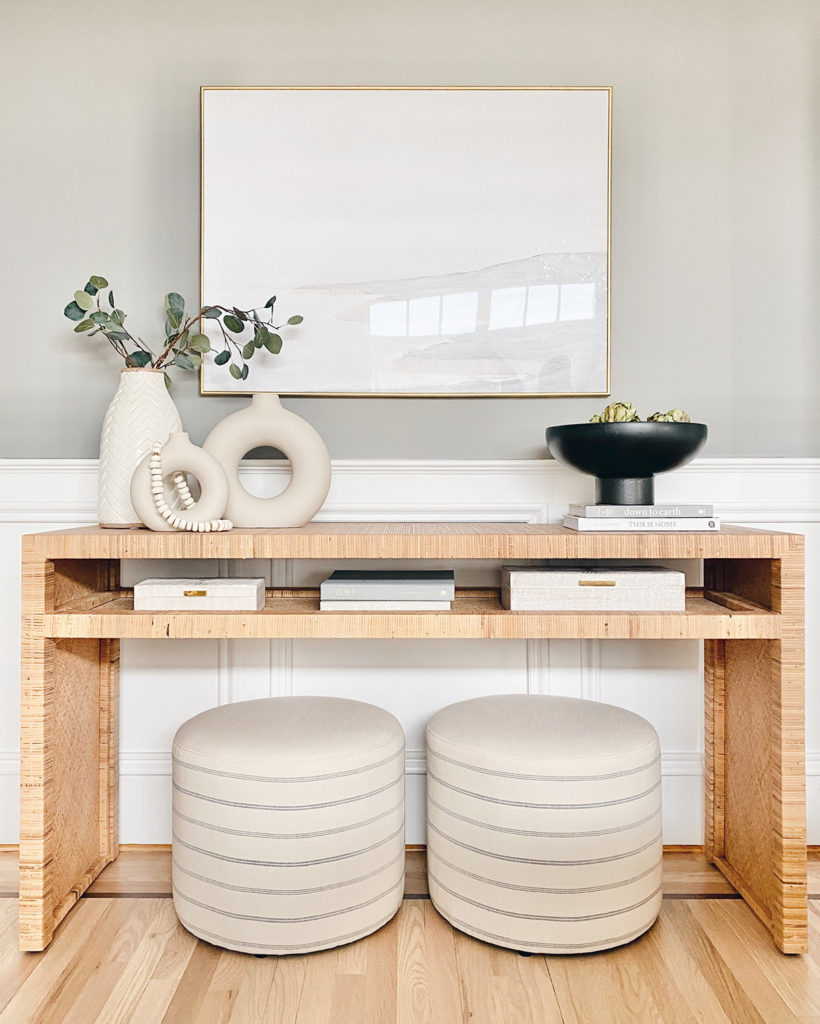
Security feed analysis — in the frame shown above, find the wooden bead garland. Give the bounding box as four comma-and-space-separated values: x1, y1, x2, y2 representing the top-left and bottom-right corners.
149, 442, 233, 533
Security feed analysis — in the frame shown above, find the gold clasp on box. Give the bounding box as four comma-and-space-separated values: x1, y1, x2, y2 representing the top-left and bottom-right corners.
184, 590, 208, 597
578, 580, 616, 587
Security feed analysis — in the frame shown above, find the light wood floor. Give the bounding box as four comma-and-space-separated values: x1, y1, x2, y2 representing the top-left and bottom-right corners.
1, 849, 819, 1023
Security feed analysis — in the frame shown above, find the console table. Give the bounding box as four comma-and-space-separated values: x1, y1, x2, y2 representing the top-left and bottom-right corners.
19, 524, 806, 953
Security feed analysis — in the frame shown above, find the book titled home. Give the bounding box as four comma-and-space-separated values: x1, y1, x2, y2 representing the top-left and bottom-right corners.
563, 516, 720, 532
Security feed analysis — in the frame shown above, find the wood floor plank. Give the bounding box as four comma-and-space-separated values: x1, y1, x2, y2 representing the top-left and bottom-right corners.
362, 909, 399, 1024
292, 946, 340, 1024
262, 954, 307, 1024
651, 900, 766, 1023
546, 918, 698, 1024
421, 902, 464, 1024
160, 939, 223, 1023
397, 902, 431, 1024
120, 918, 198, 1024
454, 928, 562, 1024
33, 900, 157, 1024
89, 900, 180, 1024
0, 900, 111, 1022
687, 901, 805, 1023
695, 898, 820, 1018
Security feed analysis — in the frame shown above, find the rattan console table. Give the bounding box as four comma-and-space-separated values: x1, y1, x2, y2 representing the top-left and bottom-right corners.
19, 524, 806, 953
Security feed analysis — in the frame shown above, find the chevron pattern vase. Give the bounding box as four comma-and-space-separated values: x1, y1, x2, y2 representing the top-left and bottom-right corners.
98, 368, 183, 527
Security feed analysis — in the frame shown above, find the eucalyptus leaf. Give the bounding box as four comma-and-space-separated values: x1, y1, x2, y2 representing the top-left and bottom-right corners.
189, 334, 211, 353
287, 315, 304, 325
164, 316, 175, 338
229, 363, 242, 380
90, 310, 109, 325
127, 350, 151, 367
264, 296, 276, 309
263, 332, 282, 354
200, 306, 221, 318
108, 290, 115, 308
223, 314, 243, 333
166, 309, 180, 330
64, 301, 85, 321
241, 363, 249, 380
242, 340, 255, 360
165, 292, 185, 323
73, 319, 94, 332
214, 349, 231, 365
174, 352, 195, 370
107, 329, 130, 341
84, 281, 98, 297
186, 352, 202, 368
253, 328, 264, 349
74, 290, 95, 311
90, 275, 108, 289
164, 372, 172, 390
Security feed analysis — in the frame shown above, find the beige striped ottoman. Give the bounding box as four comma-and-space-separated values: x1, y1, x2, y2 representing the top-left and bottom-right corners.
426, 694, 662, 954
172, 696, 405, 954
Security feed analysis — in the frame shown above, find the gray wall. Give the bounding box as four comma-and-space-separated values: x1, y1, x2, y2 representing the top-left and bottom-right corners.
1, 0, 817, 459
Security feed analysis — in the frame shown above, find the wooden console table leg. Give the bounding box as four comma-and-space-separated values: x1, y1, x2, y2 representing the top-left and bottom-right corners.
704, 550, 807, 954
19, 550, 120, 951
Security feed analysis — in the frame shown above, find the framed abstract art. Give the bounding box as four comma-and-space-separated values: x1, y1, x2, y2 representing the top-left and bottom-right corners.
200, 87, 611, 397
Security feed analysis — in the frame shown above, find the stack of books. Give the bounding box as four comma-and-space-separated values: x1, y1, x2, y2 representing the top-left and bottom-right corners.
563, 503, 719, 532
319, 570, 455, 610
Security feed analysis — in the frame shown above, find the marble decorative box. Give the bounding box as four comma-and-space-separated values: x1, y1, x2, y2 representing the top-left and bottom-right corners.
501, 565, 685, 611
134, 578, 266, 611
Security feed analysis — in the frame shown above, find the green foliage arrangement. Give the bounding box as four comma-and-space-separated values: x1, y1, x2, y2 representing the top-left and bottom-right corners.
64, 276, 303, 386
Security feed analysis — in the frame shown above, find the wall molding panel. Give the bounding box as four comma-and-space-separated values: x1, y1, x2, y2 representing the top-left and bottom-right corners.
0, 456, 817, 844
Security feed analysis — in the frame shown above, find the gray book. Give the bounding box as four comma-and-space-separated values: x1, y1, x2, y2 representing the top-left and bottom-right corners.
568, 503, 714, 518
320, 600, 452, 611
320, 569, 455, 601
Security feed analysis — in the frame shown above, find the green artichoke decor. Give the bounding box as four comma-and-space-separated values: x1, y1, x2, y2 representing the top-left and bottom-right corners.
589, 402, 692, 424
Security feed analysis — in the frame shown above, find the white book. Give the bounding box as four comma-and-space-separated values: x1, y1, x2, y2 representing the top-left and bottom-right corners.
320, 600, 452, 611
563, 516, 720, 532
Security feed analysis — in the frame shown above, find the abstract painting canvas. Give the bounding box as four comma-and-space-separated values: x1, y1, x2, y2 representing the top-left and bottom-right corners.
201, 87, 611, 396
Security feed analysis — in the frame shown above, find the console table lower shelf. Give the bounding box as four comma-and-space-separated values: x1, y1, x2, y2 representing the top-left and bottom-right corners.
19, 524, 807, 954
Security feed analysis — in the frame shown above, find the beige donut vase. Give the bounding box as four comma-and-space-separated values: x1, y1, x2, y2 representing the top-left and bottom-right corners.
131, 432, 231, 532
203, 395, 331, 528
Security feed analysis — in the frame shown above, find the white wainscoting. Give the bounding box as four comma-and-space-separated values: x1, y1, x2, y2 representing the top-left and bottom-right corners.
1, 457, 818, 845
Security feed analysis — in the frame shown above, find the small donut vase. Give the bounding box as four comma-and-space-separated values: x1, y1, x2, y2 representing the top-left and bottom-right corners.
203, 394, 331, 528
131, 432, 231, 532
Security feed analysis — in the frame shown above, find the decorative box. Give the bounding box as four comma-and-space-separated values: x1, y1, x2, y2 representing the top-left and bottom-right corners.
134, 578, 266, 611
501, 565, 685, 611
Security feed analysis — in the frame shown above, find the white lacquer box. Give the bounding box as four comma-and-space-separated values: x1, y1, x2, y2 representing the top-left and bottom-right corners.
134, 578, 266, 611
501, 566, 685, 611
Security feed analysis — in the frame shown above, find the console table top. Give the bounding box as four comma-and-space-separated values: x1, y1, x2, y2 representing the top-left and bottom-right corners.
23, 522, 802, 560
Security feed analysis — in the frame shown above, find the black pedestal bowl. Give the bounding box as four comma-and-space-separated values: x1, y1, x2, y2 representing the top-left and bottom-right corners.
546, 422, 708, 505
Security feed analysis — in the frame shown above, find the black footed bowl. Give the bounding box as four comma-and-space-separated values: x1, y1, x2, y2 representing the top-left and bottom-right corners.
546, 422, 708, 505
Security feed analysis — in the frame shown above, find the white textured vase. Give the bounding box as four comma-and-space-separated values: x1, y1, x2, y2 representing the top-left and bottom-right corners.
98, 368, 183, 528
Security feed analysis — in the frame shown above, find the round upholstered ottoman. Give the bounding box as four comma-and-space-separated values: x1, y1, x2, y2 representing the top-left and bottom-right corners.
426, 694, 662, 954
171, 696, 405, 954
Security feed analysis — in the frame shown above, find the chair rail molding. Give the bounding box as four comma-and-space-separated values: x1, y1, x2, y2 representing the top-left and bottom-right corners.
0, 455, 818, 844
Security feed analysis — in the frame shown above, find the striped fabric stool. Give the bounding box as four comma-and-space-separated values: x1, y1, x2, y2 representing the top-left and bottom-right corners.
171, 696, 405, 954
426, 694, 662, 954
